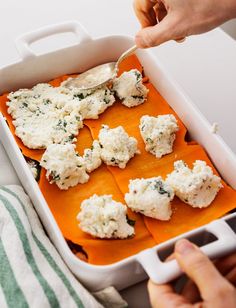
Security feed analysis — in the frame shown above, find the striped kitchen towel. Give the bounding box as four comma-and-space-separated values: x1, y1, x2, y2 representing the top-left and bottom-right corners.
0, 184, 103, 308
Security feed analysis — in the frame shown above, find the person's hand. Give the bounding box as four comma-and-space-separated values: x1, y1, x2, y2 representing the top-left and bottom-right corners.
148, 239, 236, 307
134, 0, 236, 48
180, 250, 236, 303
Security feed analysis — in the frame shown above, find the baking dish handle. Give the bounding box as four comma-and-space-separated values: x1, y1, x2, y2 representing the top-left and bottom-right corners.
15, 21, 92, 60
137, 219, 236, 284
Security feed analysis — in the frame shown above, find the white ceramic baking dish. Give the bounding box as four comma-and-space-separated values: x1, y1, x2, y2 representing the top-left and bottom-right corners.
0, 21, 236, 292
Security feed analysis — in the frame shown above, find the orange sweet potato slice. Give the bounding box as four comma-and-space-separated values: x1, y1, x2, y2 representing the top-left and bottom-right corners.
85, 82, 187, 150
143, 145, 236, 243
39, 126, 156, 265
100, 142, 236, 243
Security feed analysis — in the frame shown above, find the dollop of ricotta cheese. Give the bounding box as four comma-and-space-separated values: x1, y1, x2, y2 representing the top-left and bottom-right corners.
140, 114, 179, 158
98, 125, 139, 168
112, 69, 149, 107
7, 84, 83, 149
64, 86, 115, 119
27, 160, 40, 180
40, 143, 89, 190
125, 177, 174, 220
166, 160, 223, 208
77, 194, 135, 239
83, 140, 102, 173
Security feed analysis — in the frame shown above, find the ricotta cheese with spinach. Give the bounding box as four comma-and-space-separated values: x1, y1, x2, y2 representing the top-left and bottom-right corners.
61, 84, 115, 119
166, 160, 223, 208
77, 194, 135, 239
112, 69, 149, 107
40, 143, 89, 190
125, 177, 174, 220
98, 125, 139, 168
83, 140, 102, 173
7, 84, 83, 149
140, 114, 179, 158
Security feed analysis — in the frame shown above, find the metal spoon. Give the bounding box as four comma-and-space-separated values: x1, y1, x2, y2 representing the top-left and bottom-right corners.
64, 45, 138, 90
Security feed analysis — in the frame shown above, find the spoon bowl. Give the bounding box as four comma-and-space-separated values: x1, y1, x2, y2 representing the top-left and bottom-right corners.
64, 45, 137, 90
65, 62, 117, 90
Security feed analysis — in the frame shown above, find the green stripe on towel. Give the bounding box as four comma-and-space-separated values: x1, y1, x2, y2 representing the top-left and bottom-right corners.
0, 186, 84, 308
0, 240, 29, 308
33, 234, 84, 308
0, 194, 60, 308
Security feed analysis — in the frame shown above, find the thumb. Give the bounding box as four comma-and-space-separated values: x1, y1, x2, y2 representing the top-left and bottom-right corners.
175, 239, 234, 301
135, 14, 179, 48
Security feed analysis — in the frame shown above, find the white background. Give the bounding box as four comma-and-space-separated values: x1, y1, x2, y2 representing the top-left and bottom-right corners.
1, 1, 236, 307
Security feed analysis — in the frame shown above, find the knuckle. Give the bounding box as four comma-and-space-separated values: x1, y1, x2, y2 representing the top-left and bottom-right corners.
171, 24, 187, 40
168, 14, 189, 38
142, 30, 156, 47
216, 282, 235, 300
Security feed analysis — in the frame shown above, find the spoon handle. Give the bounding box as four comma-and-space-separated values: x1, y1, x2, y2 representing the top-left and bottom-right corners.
116, 44, 138, 69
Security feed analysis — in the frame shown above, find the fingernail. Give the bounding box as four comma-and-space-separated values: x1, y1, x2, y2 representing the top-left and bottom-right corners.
175, 239, 195, 255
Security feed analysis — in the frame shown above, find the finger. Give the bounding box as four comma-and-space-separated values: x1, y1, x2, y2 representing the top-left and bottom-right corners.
175, 239, 234, 302
135, 13, 179, 48
133, 0, 158, 28
148, 280, 192, 308
181, 279, 201, 303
